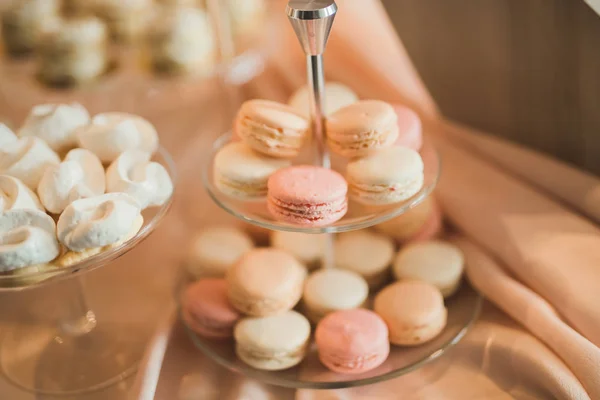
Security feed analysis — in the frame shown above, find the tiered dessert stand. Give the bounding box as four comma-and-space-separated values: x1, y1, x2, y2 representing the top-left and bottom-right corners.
183, 0, 483, 389
0, 149, 176, 395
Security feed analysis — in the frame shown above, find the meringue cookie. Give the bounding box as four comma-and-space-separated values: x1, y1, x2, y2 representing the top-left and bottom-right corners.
57, 193, 142, 252
77, 113, 159, 163
0, 175, 44, 212
38, 148, 106, 214
0, 209, 60, 272
0, 137, 61, 189
0, 124, 18, 146
18, 103, 90, 153
106, 150, 173, 209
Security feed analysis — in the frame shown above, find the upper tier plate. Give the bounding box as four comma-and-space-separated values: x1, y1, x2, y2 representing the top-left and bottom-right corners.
203, 132, 441, 234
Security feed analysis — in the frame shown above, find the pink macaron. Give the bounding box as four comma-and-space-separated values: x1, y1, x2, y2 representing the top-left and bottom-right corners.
267, 166, 348, 227
181, 278, 241, 339
315, 309, 390, 374
393, 105, 423, 151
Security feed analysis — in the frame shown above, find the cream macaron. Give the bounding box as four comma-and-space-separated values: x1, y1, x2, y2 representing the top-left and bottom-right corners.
347, 146, 424, 205
393, 240, 464, 298
227, 248, 306, 317
302, 268, 369, 324
288, 82, 358, 117
375, 195, 435, 242
270, 231, 326, 270
213, 142, 290, 199
334, 231, 395, 289
234, 310, 311, 370
234, 99, 310, 158
186, 226, 254, 279
374, 280, 447, 346
326, 100, 398, 158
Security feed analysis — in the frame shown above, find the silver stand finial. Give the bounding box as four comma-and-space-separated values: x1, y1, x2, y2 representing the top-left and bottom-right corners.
287, 1, 337, 269
286, 0, 337, 168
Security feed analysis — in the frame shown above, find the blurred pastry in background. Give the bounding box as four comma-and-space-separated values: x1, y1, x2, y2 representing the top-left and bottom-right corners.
96, 0, 152, 44
1, 0, 61, 57
156, 0, 199, 6
147, 6, 216, 76
374, 196, 443, 243
37, 15, 109, 87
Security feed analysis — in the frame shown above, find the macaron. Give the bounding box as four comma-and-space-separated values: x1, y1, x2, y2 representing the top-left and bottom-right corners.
227, 248, 306, 317
393, 240, 464, 297
186, 226, 254, 279
288, 82, 359, 117
315, 309, 390, 374
213, 142, 291, 199
374, 281, 447, 346
270, 230, 326, 270
334, 231, 394, 289
181, 278, 241, 339
346, 146, 424, 205
374, 196, 440, 243
326, 100, 398, 158
234, 99, 310, 158
234, 310, 311, 370
267, 166, 348, 227
393, 105, 423, 151
302, 268, 368, 323
409, 200, 443, 243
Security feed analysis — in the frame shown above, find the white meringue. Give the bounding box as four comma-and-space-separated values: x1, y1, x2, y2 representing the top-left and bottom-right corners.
0, 124, 18, 146
57, 193, 142, 252
106, 150, 173, 209
37, 148, 106, 214
0, 175, 44, 212
77, 113, 159, 163
0, 209, 60, 272
0, 137, 61, 189
18, 103, 90, 152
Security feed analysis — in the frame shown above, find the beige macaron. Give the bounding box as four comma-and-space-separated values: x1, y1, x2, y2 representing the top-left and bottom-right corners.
270, 231, 326, 270
213, 142, 290, 199
288, 82, 359, 117
326, 100, 398, 158
234, 99, 310, 158
302, 268, 369, 324
185, 226, 254, 279
374, 280, 447, 346
334, 231, 395, 289
227, 248, 306, 317
393, 240, 464, 297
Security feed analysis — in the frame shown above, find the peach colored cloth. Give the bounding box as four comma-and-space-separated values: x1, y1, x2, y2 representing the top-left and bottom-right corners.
132, 1, 600, 398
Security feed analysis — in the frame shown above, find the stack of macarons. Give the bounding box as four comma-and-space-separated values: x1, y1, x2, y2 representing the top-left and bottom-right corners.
181, 223, 465, 375
211, 83, 428, 228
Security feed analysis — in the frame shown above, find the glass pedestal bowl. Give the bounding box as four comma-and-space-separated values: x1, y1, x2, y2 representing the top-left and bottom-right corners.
0, 147, 176, 396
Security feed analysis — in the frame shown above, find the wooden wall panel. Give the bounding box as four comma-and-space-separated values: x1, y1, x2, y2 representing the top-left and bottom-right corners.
383, 0, 600, 174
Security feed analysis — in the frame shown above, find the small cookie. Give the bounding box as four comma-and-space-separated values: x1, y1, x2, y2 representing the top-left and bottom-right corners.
374, 281, 447, 346
334, 231, 394, 289
181, 278, 241, 339
316, 309, 389, 374
267, 166, 348, 227
393, 240, 464, 297
270, 231, 326, 270
288, 82, 358, 117
234, 310, 310, 371
302, 268, 368, 323
234, 100, 310, 158
393, 105, 423, 151
227, 248, 306, 317
213, 142, 290, 199
326, 100, 398, 158
186, 226, 254, 279
346, 146, 424, 205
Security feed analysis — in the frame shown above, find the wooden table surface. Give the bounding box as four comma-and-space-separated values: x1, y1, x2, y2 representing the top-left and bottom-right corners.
383, 0, 600, 175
